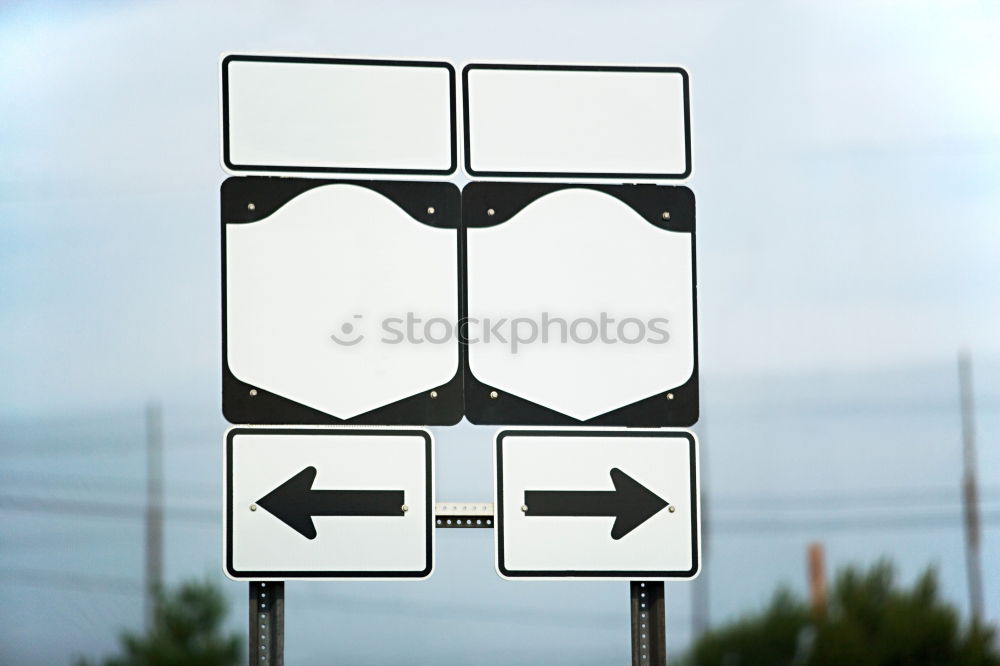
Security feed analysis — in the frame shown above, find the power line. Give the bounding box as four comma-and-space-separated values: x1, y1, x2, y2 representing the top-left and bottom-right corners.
711, 487, 1000, 509
3, 493, 1000, 536
0, 568, 683, 629
0, 441, 144, 457
3, 469, 997, 511
0, 568, 142, 596
0, 494, 218, 524
714, 510, 1000, 533
0, 438, 215, 457
294, 588, 629, 628
0, 470, 218, 493
2, 494, 999, 532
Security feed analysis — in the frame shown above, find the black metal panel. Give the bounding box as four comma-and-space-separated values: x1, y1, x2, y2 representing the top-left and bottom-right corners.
435, 517, 494, 528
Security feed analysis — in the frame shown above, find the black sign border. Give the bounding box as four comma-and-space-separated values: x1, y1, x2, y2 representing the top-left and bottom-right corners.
462, 63, 691, 180
222, 54, 458, 176
225, 427, 434, 580
495, 429, 699, 579
462, 181, 699, 427
221, 177, 464, 425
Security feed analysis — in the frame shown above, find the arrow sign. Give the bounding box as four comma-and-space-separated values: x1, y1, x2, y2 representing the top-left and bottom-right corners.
524, 468, 669, 540
256, 466, 404, 540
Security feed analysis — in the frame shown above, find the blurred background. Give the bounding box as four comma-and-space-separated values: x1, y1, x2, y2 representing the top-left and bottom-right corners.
1, 1, 998, 664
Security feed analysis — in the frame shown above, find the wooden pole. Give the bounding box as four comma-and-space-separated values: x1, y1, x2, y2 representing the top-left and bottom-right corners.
807, 542, 826, 618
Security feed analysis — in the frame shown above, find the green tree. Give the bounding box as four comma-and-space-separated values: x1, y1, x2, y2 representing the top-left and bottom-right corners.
684, 561, 999, 666
78, 579, 241, 666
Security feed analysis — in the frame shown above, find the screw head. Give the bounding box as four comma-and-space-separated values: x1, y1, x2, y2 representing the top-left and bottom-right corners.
250, 504, 257, 512
521, 504, 528, 513
248, 202, 256, 211
489, 390, 499, 399
401, 504, 409, 513
427, 206, 435, 215
668, 505, 676, 513
487, 208, 495, 216
661, 211, 670, 220
666, 392, 674, 400
429, 390, 438, 399
249, 388, 258, 397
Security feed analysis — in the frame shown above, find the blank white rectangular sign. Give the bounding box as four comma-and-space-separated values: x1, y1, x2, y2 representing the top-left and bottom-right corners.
223, 55, 456, 174
225, 427, 433, 580
495, 429, 699, 579
464, 64, 690, 178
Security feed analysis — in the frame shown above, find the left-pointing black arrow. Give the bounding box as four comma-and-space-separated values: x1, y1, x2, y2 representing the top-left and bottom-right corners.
256, 466, 404, 540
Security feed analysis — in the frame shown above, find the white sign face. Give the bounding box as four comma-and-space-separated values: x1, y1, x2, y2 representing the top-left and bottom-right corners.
223, 55, 456, 175
225, 428, 433, 580
464, 183, 697, 425
494, 429, 699, 579
464, 64, 690, 179
223, 179, 460, 423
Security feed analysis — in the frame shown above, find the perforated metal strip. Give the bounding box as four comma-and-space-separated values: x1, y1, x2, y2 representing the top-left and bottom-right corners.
435, 502, 494, 528
631, 581, 666, 665
250, 581, 284, 665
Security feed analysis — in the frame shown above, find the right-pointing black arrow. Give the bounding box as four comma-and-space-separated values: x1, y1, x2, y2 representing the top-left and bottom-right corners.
524, 468, 669, 540
256, 466, 404, 540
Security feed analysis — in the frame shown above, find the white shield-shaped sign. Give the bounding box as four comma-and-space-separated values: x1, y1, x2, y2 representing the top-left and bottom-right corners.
463, 182, 697, 426
222, 178, 461, 424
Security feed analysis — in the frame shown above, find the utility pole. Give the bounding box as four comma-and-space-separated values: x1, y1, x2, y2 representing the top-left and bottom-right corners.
958, 351, 984, 623
144, 401, 164, 631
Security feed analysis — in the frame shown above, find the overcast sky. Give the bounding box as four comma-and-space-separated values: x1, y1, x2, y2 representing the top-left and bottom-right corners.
1, 0, 999, 415
1, 1, 999, 664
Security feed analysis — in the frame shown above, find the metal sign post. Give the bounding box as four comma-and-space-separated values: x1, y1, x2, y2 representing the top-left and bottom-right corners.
243, 520, 666, 665
249, 582, 284, 666
631, 581, 667, 665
